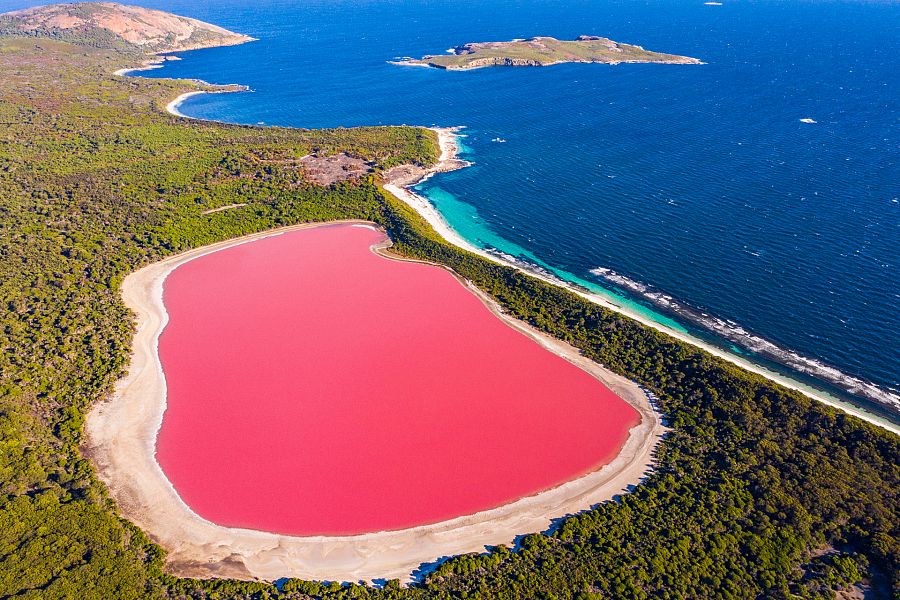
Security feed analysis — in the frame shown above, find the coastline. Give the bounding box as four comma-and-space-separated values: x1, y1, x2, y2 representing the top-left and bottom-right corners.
383, 129, 900, 436
140, 48, 896, 432
94, 45, 896, 583
114, 49, 252, 119
84, 220, 663, 583
164, 85, 252, 119
165, 90, 207, 118
113, 55, 178, 77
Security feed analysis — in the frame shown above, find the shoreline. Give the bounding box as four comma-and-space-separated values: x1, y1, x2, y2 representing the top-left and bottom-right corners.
95, 52, 896, 584
140, 56, 898, 429
165, 90, 207, 118
164, 86, 252, 119
162, 76, 250, 118
84, 220, 664, 583
113, 55, 250, 119
383, 129, 900, 436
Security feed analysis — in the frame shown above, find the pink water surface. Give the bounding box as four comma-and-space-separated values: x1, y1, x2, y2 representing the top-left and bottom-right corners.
156, 224, 639, 535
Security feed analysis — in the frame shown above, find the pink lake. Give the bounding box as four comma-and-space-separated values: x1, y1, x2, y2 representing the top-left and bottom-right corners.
156, 223, 639, 535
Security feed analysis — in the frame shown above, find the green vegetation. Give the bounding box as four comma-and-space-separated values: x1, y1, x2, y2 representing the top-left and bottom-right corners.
398, 36, 700, 70
0, 31, 896, 600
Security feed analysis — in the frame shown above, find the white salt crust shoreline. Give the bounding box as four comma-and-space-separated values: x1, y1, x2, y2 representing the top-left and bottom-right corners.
84, 220, 663, 583
385, 129, 899, 437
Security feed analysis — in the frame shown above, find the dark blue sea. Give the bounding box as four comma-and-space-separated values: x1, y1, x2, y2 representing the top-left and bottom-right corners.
8, 0, 898, 419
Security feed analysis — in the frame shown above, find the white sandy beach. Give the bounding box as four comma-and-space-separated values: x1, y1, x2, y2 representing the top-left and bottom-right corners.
84, 220, 664, 583
122, 68, 245, 118
384, 128, 899, 436
165, 90, 207, 118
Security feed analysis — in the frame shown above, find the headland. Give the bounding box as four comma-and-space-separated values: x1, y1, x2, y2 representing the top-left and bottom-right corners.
0, 2, 254, 53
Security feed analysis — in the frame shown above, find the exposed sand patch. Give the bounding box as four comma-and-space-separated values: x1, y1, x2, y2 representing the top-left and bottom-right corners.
299, 153, 372, 185
84, 220, 663, 583
165, 90, 208, 118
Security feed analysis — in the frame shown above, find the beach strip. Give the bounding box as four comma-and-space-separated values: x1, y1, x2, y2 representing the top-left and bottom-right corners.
383, 128, 900, 437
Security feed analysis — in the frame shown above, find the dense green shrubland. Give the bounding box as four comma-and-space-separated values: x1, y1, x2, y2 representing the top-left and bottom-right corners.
0, 37, 896, 600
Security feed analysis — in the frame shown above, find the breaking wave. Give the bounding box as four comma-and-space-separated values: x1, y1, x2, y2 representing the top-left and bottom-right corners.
589, 267, 900, 415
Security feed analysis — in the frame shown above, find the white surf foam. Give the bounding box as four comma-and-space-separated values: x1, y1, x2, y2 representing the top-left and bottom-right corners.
589, 267, 900, 414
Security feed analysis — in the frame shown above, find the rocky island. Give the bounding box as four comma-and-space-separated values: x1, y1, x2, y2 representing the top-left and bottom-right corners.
395, 35, 701, 70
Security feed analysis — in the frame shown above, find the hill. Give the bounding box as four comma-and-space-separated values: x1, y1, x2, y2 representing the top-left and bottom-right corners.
0, 2, 253, 53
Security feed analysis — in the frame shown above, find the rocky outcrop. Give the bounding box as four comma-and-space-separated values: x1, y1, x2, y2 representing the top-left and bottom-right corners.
438, 57, 548, 70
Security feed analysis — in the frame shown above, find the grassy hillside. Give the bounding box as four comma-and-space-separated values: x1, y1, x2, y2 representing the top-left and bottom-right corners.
0, 35, 896, 600
0, 2, 253, 53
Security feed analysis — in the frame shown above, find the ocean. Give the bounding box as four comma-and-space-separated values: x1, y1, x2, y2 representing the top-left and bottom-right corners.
8, 0, 897, 421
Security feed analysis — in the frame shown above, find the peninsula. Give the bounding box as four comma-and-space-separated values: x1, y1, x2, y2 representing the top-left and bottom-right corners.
0, 1, 254, 53
395, 35, 701, 70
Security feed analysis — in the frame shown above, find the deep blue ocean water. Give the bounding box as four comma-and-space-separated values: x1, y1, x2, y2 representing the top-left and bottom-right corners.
6, 0, 897, 418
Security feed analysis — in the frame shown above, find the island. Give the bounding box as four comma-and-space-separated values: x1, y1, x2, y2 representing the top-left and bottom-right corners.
394, 35, 701, 70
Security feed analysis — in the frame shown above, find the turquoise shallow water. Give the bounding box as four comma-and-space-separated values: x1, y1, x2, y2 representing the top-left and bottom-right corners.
418, 179, 691, 335
5, 0, 895, 418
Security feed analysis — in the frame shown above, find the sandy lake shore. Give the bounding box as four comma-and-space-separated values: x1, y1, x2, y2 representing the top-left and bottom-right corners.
84, 220, 664, 583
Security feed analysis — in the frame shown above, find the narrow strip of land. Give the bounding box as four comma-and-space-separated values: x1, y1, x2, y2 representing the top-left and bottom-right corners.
383, 130, 900, 436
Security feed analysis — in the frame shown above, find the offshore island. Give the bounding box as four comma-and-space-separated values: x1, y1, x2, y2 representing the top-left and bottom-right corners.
395, 35, 701, 70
